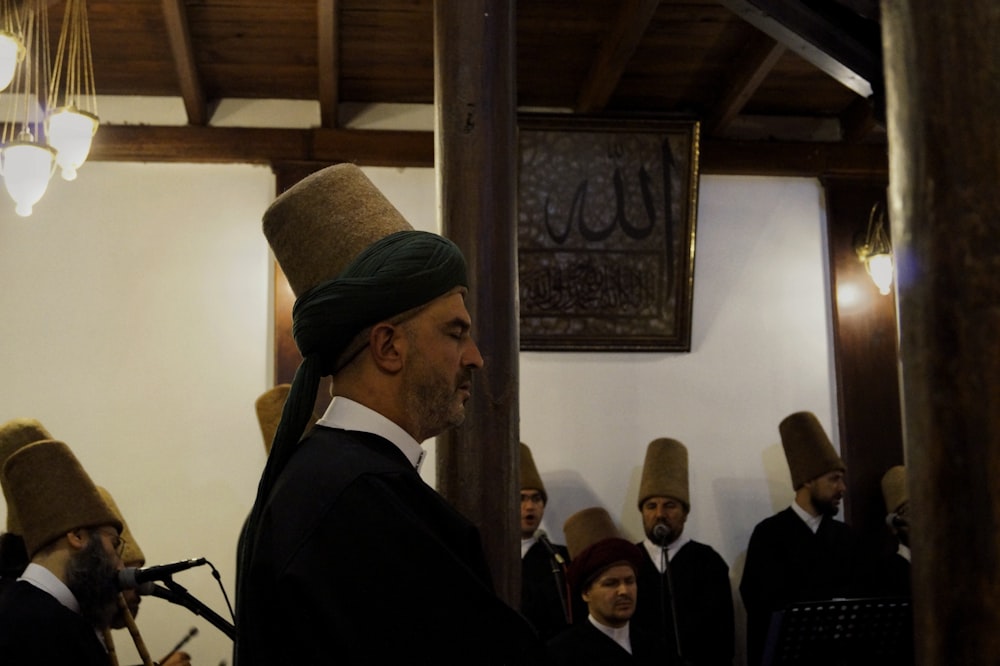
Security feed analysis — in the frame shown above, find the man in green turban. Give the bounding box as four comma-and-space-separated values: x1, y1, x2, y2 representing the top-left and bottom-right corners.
235, 164, 538, 665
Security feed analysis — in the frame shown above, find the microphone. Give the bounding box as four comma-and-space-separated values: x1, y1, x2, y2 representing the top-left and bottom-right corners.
117, 558, 208, 589
535, 529, 566, 565
652, 523, 672, 547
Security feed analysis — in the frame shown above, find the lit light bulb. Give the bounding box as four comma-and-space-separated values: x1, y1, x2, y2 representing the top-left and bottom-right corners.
1, 134, 56, 217
46, 106, 99, 181
0, 30, 25, 92
866, 253, 894, 296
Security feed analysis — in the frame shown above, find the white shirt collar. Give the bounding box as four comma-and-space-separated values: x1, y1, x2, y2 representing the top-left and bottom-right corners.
641, 533, 690, 572
897, 542, 911, 562
521, 536, 537, 559
316, 396, 426, 470
588, 615, 632, 654
18, 562, 80, 614
791, 501, 824, 533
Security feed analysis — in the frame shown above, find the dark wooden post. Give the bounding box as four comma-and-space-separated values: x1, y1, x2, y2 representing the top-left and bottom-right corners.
821, 178, 904, 554
433, 0, 521, 605
881, 2, 1000, 663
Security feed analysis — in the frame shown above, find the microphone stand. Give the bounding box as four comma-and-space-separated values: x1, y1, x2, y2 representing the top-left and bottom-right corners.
151, 578, 236, 641
657, 544, 685, 665
538, 534, 571, 625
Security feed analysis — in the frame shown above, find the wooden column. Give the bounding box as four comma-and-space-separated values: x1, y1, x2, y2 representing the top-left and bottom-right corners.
433, 0, 521, 605
821, 178, 904, 554
881, 2, 1000, 663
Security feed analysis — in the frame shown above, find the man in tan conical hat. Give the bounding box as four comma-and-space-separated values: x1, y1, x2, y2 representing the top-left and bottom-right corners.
877, 464, 911, 597
739, 411, 872, 666
546, 507, 658, 664
519, 442, 571, 640
632, 437, 734, 666
0, 437, 125, 665
235, 164, 538, 666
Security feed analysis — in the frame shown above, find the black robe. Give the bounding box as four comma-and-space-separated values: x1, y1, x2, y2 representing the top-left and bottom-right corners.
521, 539, 572, 640
545, 620, 661, 666
632, 539, 734, 666
235, 426, 539, 665
0, 580, 110, 665
739, 507, 870, 666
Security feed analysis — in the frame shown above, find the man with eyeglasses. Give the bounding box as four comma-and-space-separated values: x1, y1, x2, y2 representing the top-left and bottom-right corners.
0, 435, 126, 665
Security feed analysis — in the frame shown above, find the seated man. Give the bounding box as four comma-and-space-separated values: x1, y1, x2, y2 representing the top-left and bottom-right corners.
546, 507, 661, 665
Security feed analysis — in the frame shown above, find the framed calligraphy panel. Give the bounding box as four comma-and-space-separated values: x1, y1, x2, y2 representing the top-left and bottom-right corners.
517, 115, 701, 351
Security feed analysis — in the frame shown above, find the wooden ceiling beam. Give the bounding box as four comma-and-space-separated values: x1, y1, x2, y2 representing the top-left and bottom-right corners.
86, 124, 887, 178
701, 137, 887, 178
89, 125, 435, 168
704, 31, 786, 136
317, 0, 340, 128
717, 0, 882, 99
161, 0, 209, 126
575, 0, 661, 113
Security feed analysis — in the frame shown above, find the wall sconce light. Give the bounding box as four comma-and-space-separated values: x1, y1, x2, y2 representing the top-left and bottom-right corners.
855, 201, 894, 296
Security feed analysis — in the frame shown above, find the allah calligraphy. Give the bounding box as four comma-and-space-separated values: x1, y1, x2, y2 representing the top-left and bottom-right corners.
517, 117, 700, 351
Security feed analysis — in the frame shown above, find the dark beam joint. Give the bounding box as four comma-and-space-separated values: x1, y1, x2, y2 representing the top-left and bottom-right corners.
704, 31, 786, 136
575, 0, 661, 113
161, 0, 209, 126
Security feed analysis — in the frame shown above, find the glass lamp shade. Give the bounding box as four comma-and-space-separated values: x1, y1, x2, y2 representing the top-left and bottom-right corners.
866, 252, 894, 296
46, 107, 99, 181
1, 138, 56, 217
0, 30, 24, 92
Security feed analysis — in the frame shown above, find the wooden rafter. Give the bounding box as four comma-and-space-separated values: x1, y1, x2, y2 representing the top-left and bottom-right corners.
161, 0, 208, 126
575, 0, 661, 113
704, 31, 786, 136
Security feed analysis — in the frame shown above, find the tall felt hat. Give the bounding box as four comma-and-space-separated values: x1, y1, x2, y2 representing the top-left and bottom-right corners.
779, 411, 845, 489
97, 487, 145, 567
1, 440, 122, 557
519, 443, 547, 502
881, 465, 908, 515
255, 384, 323, 456
256, 384, 292, 456
637, 437, 689, 510
563, 507, 643, 593
263, 163, 413, 299
0, 418, 54, 534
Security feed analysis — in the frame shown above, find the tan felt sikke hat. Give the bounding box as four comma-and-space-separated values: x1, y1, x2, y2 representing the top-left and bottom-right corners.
520, 442, 546, 502
1, 439, 121, 557
637, 437, 689, 510
0, 418, 54, 534
779, 411, 845, 490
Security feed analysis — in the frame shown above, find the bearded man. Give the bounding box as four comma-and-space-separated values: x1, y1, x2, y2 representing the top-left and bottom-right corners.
235, 164, 538, 665
0, 438, 125, 665
739, 411, 871, 666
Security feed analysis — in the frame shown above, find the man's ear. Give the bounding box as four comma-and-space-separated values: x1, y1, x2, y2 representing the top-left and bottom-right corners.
369, 322, 405, 373
66, 529, 87, 550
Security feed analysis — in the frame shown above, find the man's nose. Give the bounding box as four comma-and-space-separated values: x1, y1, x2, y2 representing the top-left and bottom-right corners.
464, 337, 485, 369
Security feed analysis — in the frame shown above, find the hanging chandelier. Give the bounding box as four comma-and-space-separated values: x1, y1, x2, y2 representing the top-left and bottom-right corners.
1, 0, 99, 216
0, 0, 55, 217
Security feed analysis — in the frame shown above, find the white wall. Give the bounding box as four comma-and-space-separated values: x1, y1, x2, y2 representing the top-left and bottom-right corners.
0, 119, 837, 665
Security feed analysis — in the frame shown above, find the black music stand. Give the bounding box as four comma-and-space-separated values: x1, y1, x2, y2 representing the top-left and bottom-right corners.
762, 597, 913, 666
